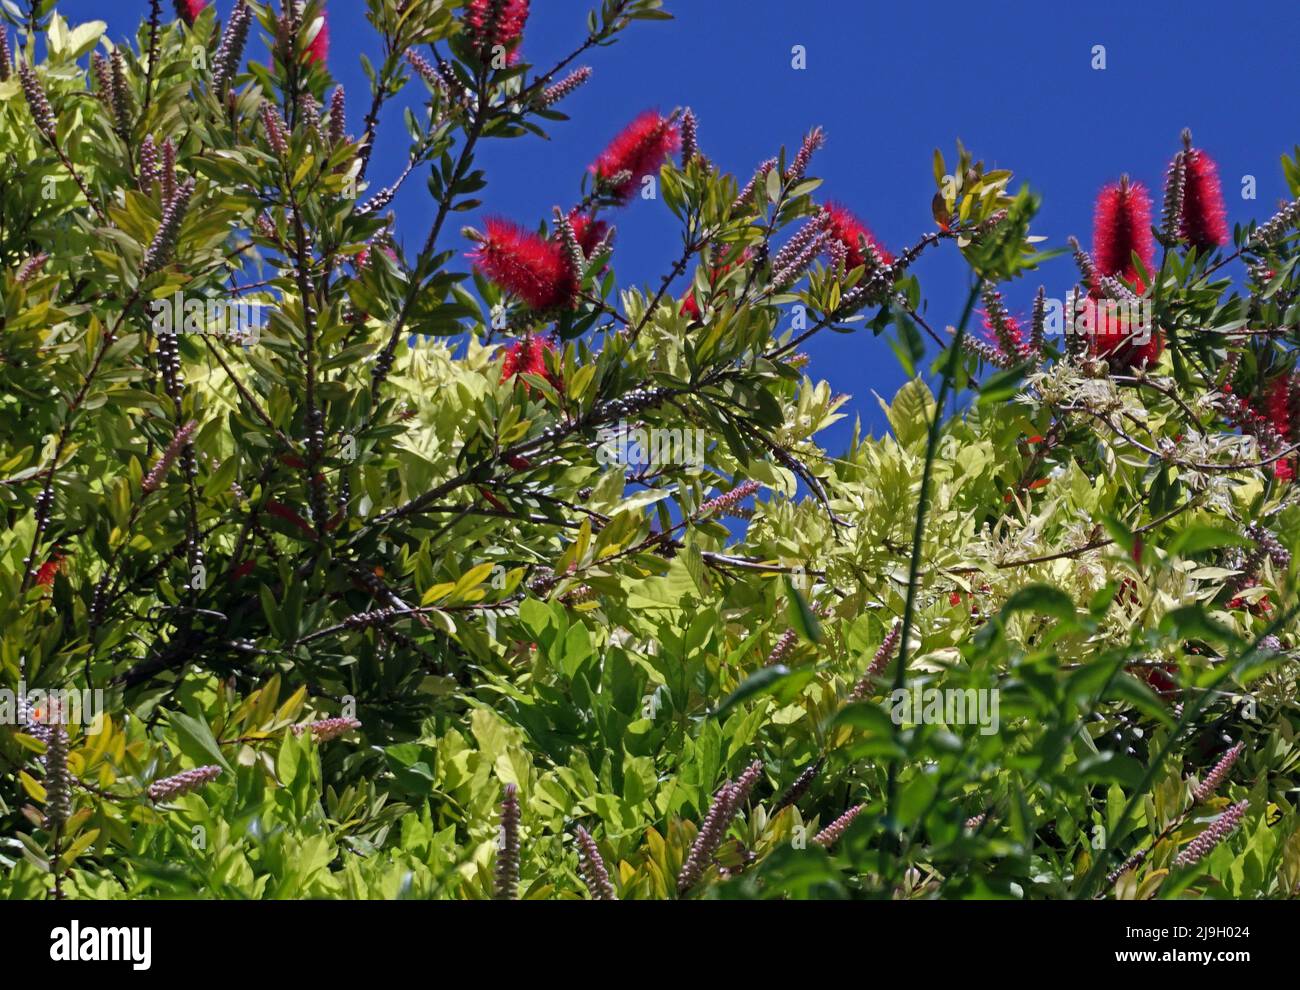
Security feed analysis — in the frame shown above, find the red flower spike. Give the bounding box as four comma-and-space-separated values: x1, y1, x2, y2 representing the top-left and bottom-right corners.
591, 111, 681, 202
680, 252, 748, 320
1087, 182, 1163, 368
469, 218, 576, 310
1265, 375, 1295, 441
35, 555, 64, 587
1092, 177, 1154, 289
823, 203, 892, 269
465, 0, 530, 61
1089, 316, 1164, 369
979, 308, 1025, 355
174, 0, 208, 25
500, 336, 561, 390
306, 7, 329, 65
567, 209, 608, 256
1180, 149, 1228, 253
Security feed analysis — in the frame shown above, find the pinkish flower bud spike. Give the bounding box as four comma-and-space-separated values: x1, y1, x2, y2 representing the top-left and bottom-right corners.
1172, 801, 1248, 868
677, 764, 763, 895
1248, 197, 1300, 249
848, 621, 901, 702
148, 765, 222, 802
109, 50, 132, 138
16, 253, 49, 284
261, 102, 289, 158
212, 0, 252, 95
43, 724, 73, 827
773, 756, 824, 812
291, 716, 361, 742
141, 178, 195, 274
698, 479, 760, 518
18, 61, 57, 138
142, 419, 198, 494
680, 107, 698, 164
812, 803, 865, 847
553, 206, 586, 288
327, 86, 346, 145
160, 138, 177, 206
494, 783, 521, 900
784, 126, 824, 183
575, 826, 617, 900
139, 134, 159, 191
91, 52, 112, 104
1192, 741, 1245, 804
539, 65, 591, 107
0, 29, 11, 82
732, 158, 776, 213
405, 48, 440, 88
1029, 285, 1046, 355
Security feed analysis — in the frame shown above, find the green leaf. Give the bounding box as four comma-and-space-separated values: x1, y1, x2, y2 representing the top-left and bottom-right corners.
713, 665, 791, 719
784, 577, 821, 644
166, 711, 234, 775
1001, 584, 1077, 623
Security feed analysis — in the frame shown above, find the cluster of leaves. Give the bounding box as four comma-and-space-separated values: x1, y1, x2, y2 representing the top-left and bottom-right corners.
1, 0, 1299, 900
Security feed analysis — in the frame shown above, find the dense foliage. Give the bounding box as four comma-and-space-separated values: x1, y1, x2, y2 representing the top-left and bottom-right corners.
2, 0, 1299, 900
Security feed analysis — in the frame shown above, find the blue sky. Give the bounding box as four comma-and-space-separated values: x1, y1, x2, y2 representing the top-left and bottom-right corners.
48, 0, 1300, 448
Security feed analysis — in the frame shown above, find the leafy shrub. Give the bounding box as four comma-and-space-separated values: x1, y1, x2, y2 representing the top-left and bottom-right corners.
1, 0, 1299, 901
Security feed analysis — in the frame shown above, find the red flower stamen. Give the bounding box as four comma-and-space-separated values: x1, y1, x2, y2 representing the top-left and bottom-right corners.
465, 0, 529, 62
306, 7, 328, 65
469, 218, 576, 310
591, 111, 681, 202
823, 203, 892, 269
1180, 149, 1228, 253
1092, 177, 1154, 289
500, 336, 560, 390
174, 0, 208, 25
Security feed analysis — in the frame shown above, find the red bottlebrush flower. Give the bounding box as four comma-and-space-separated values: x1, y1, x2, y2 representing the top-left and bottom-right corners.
823, 203, 892, 269
979, 308, 1025, 355
591, 111, 681, 202
680, 248, 752, 319
265, 499, 316, 535
1129, 661, 1178, 699
1092, 177, 1154, 289
1088, 298, 1164, 370
566, 209, 608, 256
174, 0, 208, 25
306, 8, 329, 65
465, 0, 529, 61
681, 259, 736, 319
470, 218, 575, 310
356, 244, 398, 269
500, 336, 559, 389
1180, 149, 1228, 253
35, 555, 64, 587
1264, 375, 1295, 440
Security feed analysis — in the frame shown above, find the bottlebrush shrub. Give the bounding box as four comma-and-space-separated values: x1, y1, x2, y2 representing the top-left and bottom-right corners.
2, 1, 1300, 904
